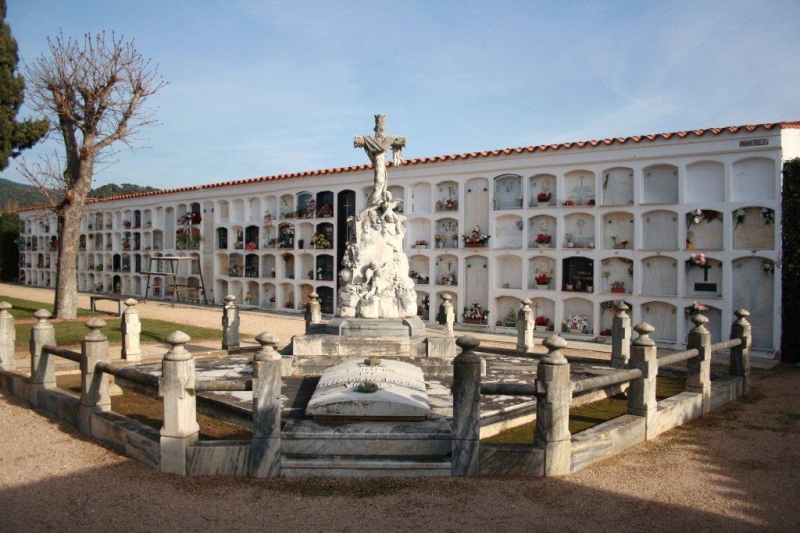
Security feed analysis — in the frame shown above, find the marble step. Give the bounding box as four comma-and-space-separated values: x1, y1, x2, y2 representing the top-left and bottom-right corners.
281, 457, 452, 478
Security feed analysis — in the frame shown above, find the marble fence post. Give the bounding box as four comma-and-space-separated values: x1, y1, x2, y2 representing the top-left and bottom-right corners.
729, 308, 752, 395
611, 301, 631, 369
305, 292, 323, 333
121, 298, 142, 361
627, 322, 658, 432
222, 295, 240, 351
516, 298, 535, 353
79, 318, 111, 435
686, 313, 712, 414
250, 332, 282, 478
0, 302, 15, 371
159, 331, 200, 475
451, 336, 481, 476
29, 309, 55, 406
441, 294, 455, 337
535, 335, 572, 477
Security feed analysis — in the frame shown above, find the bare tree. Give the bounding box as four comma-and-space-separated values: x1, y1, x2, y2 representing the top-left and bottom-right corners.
21, 32, 165, 318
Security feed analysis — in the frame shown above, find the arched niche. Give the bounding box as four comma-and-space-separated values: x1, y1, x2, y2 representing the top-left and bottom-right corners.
297, 222, 315, 249
299, 253, 314, 281
601, 257, 633, 295
495, 215, 523, 249
231, 199, 245, 223
564, 170, 595, 206
732, 157, 776, 201
602, 211, 634, 249
732, 206, 775, 250
493, 174, 523, 210
280, 252, 295, 279
279, 194, 295, 218
228, 253, 244, 277
732, 256, 775, 350
314, 222, 335, 249
640, 255, 677, 295
563, 213, 595, 249
685, 255, 722, 297
245, 225, 260, 249
434, 218, 459, 249
262, 281, 277, 308
315, 191, 334, 218
264, 196, 278, 222
684, 304, 722, 344
214, 279, 228, 304
315, 254, 334, 281
279, 283, 295, 309
245, 253, 259, 277
563, 297, 593, 334
529, 215, 556, 249
297, 191, 315, 219
465, 177, 490, 231
435, 181, 459, 212
434, 254, 458, 286
495, 255, 522, 289
601, 167, 633, 206
686, 161, 724, 203
411, 182, 432, 214
261, 254, 276, 278
528, 173, 556, 207
278, 223, 295, 249
529, 297, 555, 330
217, 200, 230, 223
248, 198, 262, 222
529, 256, 555, 289
563, 256, 594, 293
409, 218, 432, 248
494, 296, 520, 327
243, 280, 259, 306
464, 255, 488, 310
643, 164, 678, 204
641, 301, 677, 342
686, 209, 723, 250
409, 255, 431, 285
642, 210, 678, 250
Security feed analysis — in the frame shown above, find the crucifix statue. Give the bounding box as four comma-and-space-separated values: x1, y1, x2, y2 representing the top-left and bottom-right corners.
354, 114, 406, 207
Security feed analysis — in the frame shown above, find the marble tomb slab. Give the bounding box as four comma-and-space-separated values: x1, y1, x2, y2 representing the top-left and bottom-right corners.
306, 359, 430, 421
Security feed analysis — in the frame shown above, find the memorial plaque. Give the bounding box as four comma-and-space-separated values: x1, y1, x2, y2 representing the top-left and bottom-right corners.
306, 359, 430, 421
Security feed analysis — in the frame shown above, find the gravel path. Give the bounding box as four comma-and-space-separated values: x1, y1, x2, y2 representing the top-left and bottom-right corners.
1, 283, 799, 531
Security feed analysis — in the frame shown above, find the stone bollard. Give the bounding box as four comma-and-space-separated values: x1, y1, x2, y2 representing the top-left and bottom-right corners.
29, 309, 56, 406
516, 298, 535, 353
79, 318, 111, 435
159, 331, 200, 475
686, 313, 712, 414
0, 302, 15, 371
441, 294, 455, 337
305, 292, 322, 333
121, 298, 142, 361
611, 301, 632, 369
627, 322, 658, 436
729, 308, 752, 395
451, 336, 481, 476
250, 332, 282, 478
221, 295, 240, 351
535, 335, 572, 477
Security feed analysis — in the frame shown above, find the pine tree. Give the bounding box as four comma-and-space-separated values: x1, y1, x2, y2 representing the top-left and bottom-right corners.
0, 0, 48, 170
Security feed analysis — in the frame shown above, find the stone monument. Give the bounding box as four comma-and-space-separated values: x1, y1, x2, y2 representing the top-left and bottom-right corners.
290, 115, 455, 368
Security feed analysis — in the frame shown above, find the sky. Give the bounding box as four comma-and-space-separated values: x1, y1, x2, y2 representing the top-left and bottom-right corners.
3, 0, 800, 190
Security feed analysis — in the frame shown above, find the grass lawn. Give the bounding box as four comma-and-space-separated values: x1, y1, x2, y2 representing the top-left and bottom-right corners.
3, 296, 221, 348
484, 375, 687, 444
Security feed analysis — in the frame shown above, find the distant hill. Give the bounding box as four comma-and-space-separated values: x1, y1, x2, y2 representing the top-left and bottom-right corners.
89, 183, 161, 199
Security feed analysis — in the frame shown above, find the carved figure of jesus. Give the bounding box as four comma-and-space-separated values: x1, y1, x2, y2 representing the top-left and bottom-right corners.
354, 114, 406, 207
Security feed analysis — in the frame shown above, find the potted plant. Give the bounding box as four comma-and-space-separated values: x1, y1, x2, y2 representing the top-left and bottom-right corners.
311, 232, 330, 249
537, 191, 551, 204
413, 239, 428, 248
610, 281, 625, 293
535, 315, 550, 331
502, 310, 517, 327
535, 274, 551, 289
565, 314, 589, 334
463, 302, 489, 325
534, 233, 551, 247
462, 226, 490, 247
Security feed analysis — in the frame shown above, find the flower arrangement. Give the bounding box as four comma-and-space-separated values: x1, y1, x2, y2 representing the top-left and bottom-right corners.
600, 328, 612, 337
462, 226, 490, 244
439, 273, 456, 285
502, 309, 517, 327
761, 208, 774, 225
244, 292, 252, 303
234, 240, 244, 249
535, 273, 551, 285
48, 239, 59, 251
317, 201, 333, 217
434, 234, 445, 244
302, 199, 317, 217
245, 241, 257, 250
122, 220, 131, 229
566, 314, 589, 332
535, 233, 551, 245
451, 233, 459, 242
463, 302, 489, 321
414, 239, 428, 246
436, 198, 458, 211
735, 208, 746, 228
311, 232, 330, 248
685, 301, 708, 317
270, 267, 276, 277
535, 316, 550, 326
762, 260, 774, 275
263, 210, 273, 224
689, 252, 707, 267
611, 281, 625, 292
688, 209, 722, 229
619, 237, 629, 246
537, 192, 551, 202
269, 295, 276, 303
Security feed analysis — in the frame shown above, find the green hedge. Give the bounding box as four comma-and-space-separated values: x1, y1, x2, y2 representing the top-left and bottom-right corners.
0, 211, 20, 282
781, 158, 800, 363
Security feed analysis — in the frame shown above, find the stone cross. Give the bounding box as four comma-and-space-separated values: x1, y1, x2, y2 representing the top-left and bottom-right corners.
354, 114, 406, 207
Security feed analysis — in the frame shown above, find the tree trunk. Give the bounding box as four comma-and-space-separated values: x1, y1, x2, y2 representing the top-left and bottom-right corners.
53, 157, 95, 319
